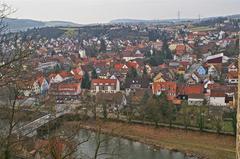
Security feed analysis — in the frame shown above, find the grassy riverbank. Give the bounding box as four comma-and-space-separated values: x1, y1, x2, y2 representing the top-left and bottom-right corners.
63, 120, 236, 159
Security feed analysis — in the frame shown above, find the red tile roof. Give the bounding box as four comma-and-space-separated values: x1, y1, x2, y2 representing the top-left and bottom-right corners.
210, 89, 225, 97
36, 76, 46, 85
227, 71, 238, 79
184, 85, 204, 95
71, 68, 82, 75
127, 61, 139, 69
152, 81, 177, 100
176, 44, 186, 55
49, 73, 57, 79
58, 83, 81, 92
92, 79, 117, 85
74, 74, 83, 80
59, 71, 72, 78
114, 64, 124, 71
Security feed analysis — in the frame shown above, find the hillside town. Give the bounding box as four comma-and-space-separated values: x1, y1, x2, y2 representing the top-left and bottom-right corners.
1, 15, 240, 159
12, 20, 239, 110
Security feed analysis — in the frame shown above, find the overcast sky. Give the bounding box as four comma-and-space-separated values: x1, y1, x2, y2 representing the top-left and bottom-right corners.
3, 0, 240, 24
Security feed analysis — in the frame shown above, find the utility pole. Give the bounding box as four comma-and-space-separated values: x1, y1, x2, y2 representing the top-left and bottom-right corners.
237, 31, 240, 159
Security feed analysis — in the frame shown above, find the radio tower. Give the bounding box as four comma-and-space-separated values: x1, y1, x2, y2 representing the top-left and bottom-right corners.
237, 31, 240, 159
198, 14, 201, 21
178, 10, 180, 21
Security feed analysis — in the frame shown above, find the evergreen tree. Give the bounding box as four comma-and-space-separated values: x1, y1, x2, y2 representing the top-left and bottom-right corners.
54, 64, 61, 73
81, 72, 91, 89
162, 39, 173, 60
91, 68, 98, 79
146, 96, 162, 127
141, 91, 150, 105
126, 67, 138, 78
231, 110, 237, 136
143, 66, 148, 77
99, 39, 106, 53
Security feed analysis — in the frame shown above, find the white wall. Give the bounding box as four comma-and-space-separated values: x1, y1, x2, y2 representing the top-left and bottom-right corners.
209, 97, 226, 106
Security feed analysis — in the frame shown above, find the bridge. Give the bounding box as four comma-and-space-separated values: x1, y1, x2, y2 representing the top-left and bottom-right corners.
13, 110, 69, 137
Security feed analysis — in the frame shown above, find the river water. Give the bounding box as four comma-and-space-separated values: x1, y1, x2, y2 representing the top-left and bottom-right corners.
0, 118, 197, 159
73, 129, 197, 159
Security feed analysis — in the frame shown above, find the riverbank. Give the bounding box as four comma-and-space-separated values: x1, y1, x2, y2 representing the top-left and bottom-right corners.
63, 120, 236, 159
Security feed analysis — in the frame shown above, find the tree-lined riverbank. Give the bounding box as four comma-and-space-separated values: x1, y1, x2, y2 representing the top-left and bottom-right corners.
63, 120, 236, 159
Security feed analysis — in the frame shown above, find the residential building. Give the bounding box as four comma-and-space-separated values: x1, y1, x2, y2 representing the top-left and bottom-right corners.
91, 79, 120, 93
152, 81, 177, 100
209, 89, 226, 106
188, 94, 205, 106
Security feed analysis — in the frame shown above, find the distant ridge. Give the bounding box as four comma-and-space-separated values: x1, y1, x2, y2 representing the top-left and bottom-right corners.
3, 18, 82, 32
110, 14, 240, 24
110, 18, 188, 24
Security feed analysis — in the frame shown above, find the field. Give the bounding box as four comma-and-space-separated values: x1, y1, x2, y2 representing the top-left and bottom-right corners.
65, 120, 236, 159
190, 26, 217, 32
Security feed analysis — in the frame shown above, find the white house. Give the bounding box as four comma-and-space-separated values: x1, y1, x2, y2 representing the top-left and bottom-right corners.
209, 89, 226, 106
32, 77, 49, 95
122, 52, 144, 62
91, 79, 120, 93
188, 94, 205, 106
208, 65, 219, 79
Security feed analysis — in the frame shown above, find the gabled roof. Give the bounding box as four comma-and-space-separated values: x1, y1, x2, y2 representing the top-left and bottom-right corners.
35, 76, 46, 85
228, 62, 238, 70
71, 67, 82, 75
49, 73, 57, 79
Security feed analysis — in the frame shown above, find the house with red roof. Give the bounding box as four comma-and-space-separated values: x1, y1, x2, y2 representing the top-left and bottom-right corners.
32, 76, 49, 95
71, 67, 83, 76
152, 81, 177, 101
49, 71, 73, 84
188, 94, 205, 106
175, 44, 186, 56
228, 63, 238, 72
58, 83, 81, 96
91, 78, 120, 93
122, 52, 144, 62
49, 83, 81, 101
114, 63, 124, 71
127, 61, 139, 69
227, 71, 238, 84
184, 84, 204, 95
177, 84, 204, 102
209, 88, 226, 106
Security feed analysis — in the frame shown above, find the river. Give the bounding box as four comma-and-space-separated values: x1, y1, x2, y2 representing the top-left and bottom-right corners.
0, 118, 197, 159
72, 129, 197, 159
